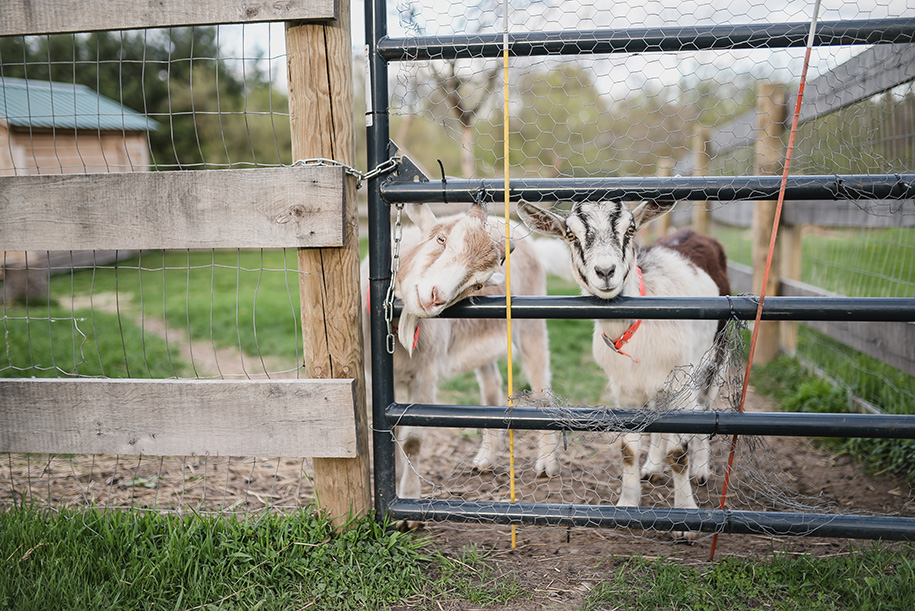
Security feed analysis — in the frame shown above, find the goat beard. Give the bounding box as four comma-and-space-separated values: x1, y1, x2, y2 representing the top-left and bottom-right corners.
397, 313, 420, 357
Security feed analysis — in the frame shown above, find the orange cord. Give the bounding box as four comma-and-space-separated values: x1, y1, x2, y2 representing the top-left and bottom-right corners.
709, 27, 819, 560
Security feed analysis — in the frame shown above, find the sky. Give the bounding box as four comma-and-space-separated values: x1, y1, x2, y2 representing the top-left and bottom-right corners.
227, 0, 915, 98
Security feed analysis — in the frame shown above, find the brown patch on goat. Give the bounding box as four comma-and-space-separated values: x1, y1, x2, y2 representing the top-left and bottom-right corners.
621, 440, 637, 466
667, 444, 689, 475
652, 229, 731, 367
654, 229, 729, 297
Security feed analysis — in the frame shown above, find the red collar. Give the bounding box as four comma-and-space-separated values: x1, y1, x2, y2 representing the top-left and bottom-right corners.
601, 266, 644, 362
366, 291, 419, 351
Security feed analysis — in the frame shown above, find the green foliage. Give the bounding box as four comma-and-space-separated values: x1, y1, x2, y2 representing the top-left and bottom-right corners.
431, 545, 527, 606
584, 548, 915, 611
0, 506, 531, 610
753, 355, 915, 485
0, 507, 435, 610
0, 29, 291, 168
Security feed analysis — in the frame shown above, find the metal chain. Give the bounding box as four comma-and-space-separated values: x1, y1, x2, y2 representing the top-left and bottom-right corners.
290, 156, 401, 189
384, 203, 405, 354
292, 156, 404, 352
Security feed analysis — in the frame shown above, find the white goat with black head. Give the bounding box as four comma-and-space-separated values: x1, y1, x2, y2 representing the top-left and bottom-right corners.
518, 200, 729, 540
362, 201, 560, 499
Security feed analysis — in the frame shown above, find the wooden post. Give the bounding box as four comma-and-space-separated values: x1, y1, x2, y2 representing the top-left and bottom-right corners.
654, 158, 673, 240
286, 2, 372, 525
691, 128, 711, 234
751, 83, 787, 364
779, 224, 803, 355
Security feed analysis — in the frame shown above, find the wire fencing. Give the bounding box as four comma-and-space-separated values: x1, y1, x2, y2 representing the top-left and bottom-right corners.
368, 0, 915, 541
1, 24, 321, 516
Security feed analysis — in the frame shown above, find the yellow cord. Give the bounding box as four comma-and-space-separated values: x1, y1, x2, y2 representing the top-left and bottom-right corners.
503, 18, 516, 550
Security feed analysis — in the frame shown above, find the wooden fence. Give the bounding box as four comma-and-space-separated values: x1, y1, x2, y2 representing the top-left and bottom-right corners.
0, 0, 371, 525
670, 43, 915, 377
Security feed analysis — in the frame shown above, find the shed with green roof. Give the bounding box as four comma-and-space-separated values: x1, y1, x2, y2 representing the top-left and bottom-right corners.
0, 76, 159, 176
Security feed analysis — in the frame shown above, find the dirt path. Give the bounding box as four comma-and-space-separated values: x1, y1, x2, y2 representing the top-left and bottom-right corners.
71, 292, 301, 379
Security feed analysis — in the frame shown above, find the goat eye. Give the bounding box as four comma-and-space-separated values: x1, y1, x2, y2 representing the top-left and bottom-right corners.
626, 225, 636, 236
565, 231, 577, 243
436, 234, 447, 246
473, 283, 483, 291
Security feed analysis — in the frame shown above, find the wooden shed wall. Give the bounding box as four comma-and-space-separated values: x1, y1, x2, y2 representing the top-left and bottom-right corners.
0, 127, 151, 175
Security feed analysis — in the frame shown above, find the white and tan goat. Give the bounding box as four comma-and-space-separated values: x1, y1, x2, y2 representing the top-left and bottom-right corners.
518, 200, 729, 539
362, 201, 559, 499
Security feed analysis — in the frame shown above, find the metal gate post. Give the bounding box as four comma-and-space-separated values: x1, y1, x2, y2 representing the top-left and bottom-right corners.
365, 0, 398, 518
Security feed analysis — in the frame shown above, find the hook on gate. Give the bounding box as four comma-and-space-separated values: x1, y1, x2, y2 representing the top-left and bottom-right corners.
437, 159, 448, 205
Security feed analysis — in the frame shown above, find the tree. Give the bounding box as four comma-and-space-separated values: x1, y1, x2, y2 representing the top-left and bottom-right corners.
0, 29, 290, 169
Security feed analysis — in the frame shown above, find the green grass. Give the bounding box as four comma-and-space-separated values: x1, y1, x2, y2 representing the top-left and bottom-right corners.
753, 354, 915, 485
4, 505, 912, 610
583, 549, 915, 611
49, 249, 304, 361
0, 505, 524, 611
710, 224, 915, 297
0, 303, 191, 378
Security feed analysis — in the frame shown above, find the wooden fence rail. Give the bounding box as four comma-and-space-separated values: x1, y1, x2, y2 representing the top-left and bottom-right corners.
0, 0, 370, 525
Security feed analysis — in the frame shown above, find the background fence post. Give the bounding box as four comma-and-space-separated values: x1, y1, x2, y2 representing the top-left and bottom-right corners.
751, 82, 787, 364
779, 223, 803, 355
286, 2, 372, 525
691, 128, 711, 235
654, 158, 673, 240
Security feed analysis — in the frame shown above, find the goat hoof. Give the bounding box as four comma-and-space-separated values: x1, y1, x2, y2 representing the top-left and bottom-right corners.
536, 457, 560, 478
471, 456, 495, 473
672, 530, 699, 545
394, 520, 423, 532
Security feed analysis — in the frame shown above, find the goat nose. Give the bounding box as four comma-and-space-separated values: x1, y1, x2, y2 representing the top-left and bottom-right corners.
594, 264, 616, 282
430, 286, 445, 307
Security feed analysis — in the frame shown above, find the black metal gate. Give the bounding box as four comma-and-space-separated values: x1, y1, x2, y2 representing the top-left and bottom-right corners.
364, 0, 915, 540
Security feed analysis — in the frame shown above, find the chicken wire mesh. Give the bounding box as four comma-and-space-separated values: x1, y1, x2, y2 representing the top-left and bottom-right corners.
376, 0, 915, 537
1, 24, 317, 515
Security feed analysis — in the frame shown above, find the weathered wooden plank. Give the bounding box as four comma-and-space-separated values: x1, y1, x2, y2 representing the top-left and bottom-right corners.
781, 279, 915, 377
728, 264, 914, 375
796, 44, 915, 125
783, 199, 915, 228
0, 0, 337, 36
675, 45, 915, 174
727, 261, 753, 294
0, 167, 345, 250
709, 108, 757, 158
0, 378, 359, 457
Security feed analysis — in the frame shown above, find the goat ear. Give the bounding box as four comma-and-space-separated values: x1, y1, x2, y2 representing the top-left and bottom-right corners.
487, 272, 505, 286
632, 200, 673, 228
404, 203, 437, 231
517, 202, 567, 238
